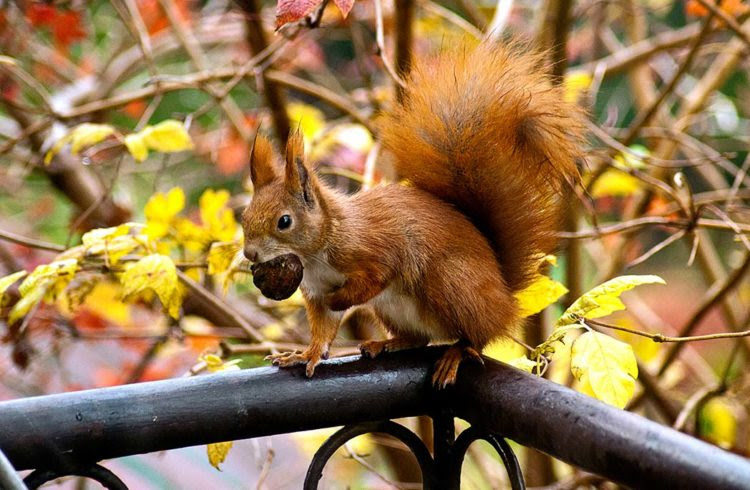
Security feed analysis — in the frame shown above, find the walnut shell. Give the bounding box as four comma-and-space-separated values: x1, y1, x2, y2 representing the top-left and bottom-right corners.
251, 253, 304, 300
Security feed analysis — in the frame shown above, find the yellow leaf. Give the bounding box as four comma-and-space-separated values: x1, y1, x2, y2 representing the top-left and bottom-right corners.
124, 133, 148, 162
590, 169, 641, 198
45, 123, 115, 165
261, 322, 285, 341
207, 441, 233, 470
0, 271, 27, 304
201, 353, 241, 373
207, 241, 242, 276
199, 189, 238, 242
563, 72, 592, 103
144, 187, 185, 240
19, 259, 78, 300
140, 120, 194, 153
8, 286, 46, 324
87, 234, 148, 266
515, 274, 568, 317
173, 218, 210, 252
508, 355, 538, 373
485, 338, 525, 362
557, 275, 666, 327
287, 102, 325, 142
571, 331, 638, 408
81, 225, 131, 246
120, 254, 181, 319
699, 397, 738, 449
9, 259, 77, 323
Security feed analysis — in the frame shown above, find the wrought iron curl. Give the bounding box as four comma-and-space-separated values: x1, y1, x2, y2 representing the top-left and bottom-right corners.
303, 418, 525, 489
304, 420, 437, 489
24, 463, 128, 490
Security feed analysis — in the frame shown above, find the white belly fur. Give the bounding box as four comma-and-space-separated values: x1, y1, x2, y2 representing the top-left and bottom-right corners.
368, 285, 450, 340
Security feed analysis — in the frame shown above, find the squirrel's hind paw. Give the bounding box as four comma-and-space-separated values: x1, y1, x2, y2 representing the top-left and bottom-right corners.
432, 343, 484, 389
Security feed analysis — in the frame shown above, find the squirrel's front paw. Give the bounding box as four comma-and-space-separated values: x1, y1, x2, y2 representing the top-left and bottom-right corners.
265, 348, 324, 377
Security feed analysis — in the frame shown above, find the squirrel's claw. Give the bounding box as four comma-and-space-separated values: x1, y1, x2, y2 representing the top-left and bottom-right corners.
432, 343, 484, 388
265, 348, 323, 377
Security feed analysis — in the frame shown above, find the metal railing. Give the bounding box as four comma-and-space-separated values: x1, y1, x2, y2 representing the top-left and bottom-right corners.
1, 347, 749, 489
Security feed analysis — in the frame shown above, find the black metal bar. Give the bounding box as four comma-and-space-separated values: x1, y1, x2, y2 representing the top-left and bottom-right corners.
0, 347, 749, 489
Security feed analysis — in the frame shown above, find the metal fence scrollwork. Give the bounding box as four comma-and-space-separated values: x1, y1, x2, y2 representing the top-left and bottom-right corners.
303, 418, 524, 489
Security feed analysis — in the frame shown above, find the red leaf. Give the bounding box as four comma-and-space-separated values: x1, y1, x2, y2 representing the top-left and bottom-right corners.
275, 0, 322, 28
53, 10, 87, 48
26, 4, 56, 27
333, 0, 354, 18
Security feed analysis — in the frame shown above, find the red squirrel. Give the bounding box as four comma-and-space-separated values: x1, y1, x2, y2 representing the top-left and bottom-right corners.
241, 41, 585, 387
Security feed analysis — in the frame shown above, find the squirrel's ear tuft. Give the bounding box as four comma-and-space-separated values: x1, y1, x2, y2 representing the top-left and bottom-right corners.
284, 131, 314, 207
249, 135, 278, 189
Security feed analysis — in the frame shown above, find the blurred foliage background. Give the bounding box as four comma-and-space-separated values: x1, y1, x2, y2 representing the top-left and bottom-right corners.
1, 0, 750, 488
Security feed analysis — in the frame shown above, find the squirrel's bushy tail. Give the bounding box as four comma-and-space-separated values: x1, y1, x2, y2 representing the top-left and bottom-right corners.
380, 41, 585, 292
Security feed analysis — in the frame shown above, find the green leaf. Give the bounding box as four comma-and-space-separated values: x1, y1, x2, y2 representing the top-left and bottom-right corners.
557, 275, 665, 327
571, 331, 638, 408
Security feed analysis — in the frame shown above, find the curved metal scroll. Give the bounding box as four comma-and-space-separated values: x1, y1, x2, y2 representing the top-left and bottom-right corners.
24, 463, 128, 490
304, 419, 524, 489
449, 425, 525, 490
304, 420, 438, 489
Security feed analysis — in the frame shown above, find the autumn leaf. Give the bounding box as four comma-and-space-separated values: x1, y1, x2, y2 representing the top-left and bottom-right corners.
557, 275, 666, 327
571, 330, 638, 408
515, 274, 568, 317
45, 123, 115, 165
590, 169, 641, 198
207, 441, 233, 470
276, 0, 321, 28
144, 187, 185, 240
140, 120, 193, 153
0, 271, 28, 305
199, 189, 239, 242
699, 397, 738, 449
563, 71, 592, 103
508, 356, 538, 373
201, 353, 242, 373
207, 241, 242, 276
8, 259, 78, 324
120, 254, 182, 319
124, 133, 148, 162
287, 102, 326, 143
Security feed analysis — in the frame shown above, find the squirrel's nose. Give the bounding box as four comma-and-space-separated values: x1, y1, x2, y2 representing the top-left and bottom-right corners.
244, 246, 259, 263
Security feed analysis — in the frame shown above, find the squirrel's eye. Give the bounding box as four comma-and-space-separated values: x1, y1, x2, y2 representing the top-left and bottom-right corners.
277, 214, 292, 230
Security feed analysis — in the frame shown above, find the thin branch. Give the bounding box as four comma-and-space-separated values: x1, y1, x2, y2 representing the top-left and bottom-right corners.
588, 318, 750, 343
373, 0, 407, 89
176, 269, 265, 343
0, 229, 65, 253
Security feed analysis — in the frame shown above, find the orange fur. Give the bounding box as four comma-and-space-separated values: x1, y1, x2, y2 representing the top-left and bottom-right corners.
242, 41, 585, 384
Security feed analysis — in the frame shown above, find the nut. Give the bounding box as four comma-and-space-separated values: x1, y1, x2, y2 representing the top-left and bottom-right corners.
250, 253, 304, 300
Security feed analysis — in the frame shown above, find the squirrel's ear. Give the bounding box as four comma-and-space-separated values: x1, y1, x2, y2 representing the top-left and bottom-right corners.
249, 135, 278, 189
284, 131, 314, 207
